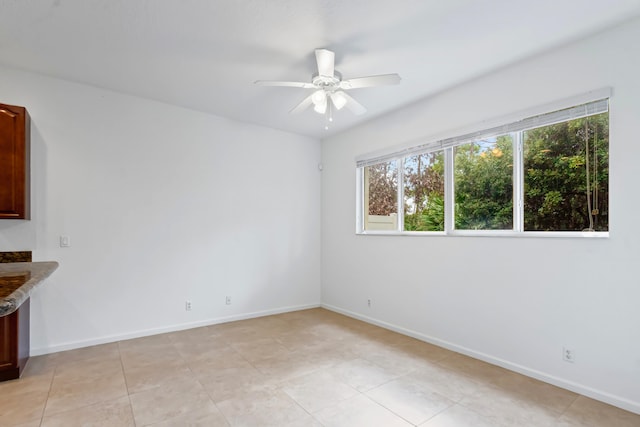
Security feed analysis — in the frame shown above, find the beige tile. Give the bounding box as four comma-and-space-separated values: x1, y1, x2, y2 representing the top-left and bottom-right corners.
44, 371, 128, 417
119, 345, 183, 371
393, 339, 456, 363
250, 351, 324, 381
555, 396, 640, 427
123, 360, 195, 394
129, 377, 217, 426
489, 370, 577, 415
216, 389, 310, 427
366, 375, 455, 425
9, 420, 43, 427
281, 370, 359, 412
198, 364, 277, 403
327, 357, 401, 392
40, 396, 135, 427
212, 322, 266, 345
408, 362, 484, 402
144, 405, 230, 427
0, 389, 48, 426
458, 383, 561, 426
436, 353, 511, 384
2, 309, 636, 427
174, 341, 237, 366
0, 370, 53, 396
53, 343, 121, 366
22, 354, 59, 377
359, 344, 433, 377
187, 346, 253, 377
165, 325, 223, 345
313, 393, 413, 427
52, 356, 124, 385
420, 403, 503, 427
230, 338, 292, 364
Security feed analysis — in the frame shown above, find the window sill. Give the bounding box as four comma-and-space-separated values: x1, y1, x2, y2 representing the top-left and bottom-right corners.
356, 230, 609, 238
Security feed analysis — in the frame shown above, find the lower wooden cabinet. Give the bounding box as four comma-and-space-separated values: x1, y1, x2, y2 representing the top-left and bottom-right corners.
0, 298, 30, 381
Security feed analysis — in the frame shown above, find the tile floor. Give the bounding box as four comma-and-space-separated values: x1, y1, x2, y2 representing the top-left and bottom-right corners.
1, 308, 639, 426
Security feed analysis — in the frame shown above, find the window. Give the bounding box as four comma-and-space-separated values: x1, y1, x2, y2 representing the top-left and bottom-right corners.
363, 160, 398, 231
523, 113, 608, 231
454, 136, 513, 230
356, 94, 609, 236
403, 152, 444, 231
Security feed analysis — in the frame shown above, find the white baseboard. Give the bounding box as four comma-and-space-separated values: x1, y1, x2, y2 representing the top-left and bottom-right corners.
321, 303, 640, 416
30, 303, 320, 356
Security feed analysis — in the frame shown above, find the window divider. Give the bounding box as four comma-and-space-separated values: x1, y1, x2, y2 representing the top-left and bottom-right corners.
513, 132, 524, 232
444, 147, 454, 233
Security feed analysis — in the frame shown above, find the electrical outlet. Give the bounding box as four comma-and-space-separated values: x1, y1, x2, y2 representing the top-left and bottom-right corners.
367, 299, 371, 308
225, 296, 232, 305
563, 347, 575, 363
185, 301, 192, 311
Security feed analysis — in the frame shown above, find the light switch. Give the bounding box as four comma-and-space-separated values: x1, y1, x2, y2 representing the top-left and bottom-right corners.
60, 235, 71, 247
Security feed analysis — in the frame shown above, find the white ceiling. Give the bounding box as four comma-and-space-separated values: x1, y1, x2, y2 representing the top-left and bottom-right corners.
2, 0, 640, 139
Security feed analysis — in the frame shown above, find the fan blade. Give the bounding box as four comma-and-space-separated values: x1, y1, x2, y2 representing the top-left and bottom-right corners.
289, 93, 314, 114
315, 49, 335, 77
340, 73, 401, 89
254, 80, 316, 89
339, 92, 367, 115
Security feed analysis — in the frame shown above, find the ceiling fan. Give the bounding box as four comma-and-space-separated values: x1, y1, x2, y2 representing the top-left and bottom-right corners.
254, 49, 401, 121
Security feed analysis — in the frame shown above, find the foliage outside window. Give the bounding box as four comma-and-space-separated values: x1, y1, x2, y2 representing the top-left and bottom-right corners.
403, 152, 444, 231
363, 161, 397, 231
358, 98, 609, 236
454, 136, 513, 230
524, 113, 608, 231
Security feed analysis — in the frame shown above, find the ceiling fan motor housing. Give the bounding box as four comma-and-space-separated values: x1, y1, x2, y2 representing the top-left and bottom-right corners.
312, 71, 342, 90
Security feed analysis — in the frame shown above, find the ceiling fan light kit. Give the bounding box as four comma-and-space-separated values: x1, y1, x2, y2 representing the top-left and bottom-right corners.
255, 48, 401, 126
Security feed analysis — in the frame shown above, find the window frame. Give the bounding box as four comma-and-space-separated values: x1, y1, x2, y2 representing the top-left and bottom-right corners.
355, 90, 611, 238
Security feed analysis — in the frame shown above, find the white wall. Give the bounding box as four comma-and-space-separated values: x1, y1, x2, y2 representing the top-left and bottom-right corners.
321, 18, 640, 413
0, 66, 322, 353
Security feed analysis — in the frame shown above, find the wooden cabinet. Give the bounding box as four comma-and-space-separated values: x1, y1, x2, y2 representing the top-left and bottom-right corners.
0, 103, 30, 219
0, 298, 30, 381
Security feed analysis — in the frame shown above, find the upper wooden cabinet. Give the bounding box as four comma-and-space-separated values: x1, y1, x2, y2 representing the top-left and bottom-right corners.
0, 103, 30, 220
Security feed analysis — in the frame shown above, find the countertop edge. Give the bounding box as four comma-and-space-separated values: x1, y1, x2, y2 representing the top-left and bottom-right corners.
0, 261, 59, 317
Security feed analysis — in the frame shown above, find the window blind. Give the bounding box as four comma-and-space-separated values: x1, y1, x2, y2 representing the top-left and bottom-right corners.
356, 97, 609, 169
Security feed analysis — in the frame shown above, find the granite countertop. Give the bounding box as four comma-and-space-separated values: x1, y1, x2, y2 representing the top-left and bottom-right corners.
0, 261, 58, 317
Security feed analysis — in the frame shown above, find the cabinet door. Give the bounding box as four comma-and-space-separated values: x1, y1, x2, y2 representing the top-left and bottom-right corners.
0, 311, 17, 371
0, 103, 30, 219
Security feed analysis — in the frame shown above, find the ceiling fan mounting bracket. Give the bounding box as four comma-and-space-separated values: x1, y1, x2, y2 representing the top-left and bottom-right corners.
311, 71, 342, 90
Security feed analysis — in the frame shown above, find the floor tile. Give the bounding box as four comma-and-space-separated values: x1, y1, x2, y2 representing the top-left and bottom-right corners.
144, 405, 230, 427
0, 389, 48, 426
280, 370, 359, 412
327, 357, 400, 392
458, 383, 561, 426
52, 343, 121, 366
408, 362, 484, 402
216, 389, 310, 427
129, 377, 217, 426
555, 396, 640, 427
2, 309, 638, 427
420, 403, 503, 427
198, 364, 277, 403
44, 371, 129, 417
123, 359, 195, 394
366, 375, 455, 425
52, 356, 124, 385
40, 396, 135, 427
313, 393, 413, 427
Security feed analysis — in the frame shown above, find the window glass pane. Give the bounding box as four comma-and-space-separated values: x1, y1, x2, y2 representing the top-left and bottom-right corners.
403, 151, 445, 231
454, 135, 514, 230
364, 160, 398, 231
523, 113, 608, 231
